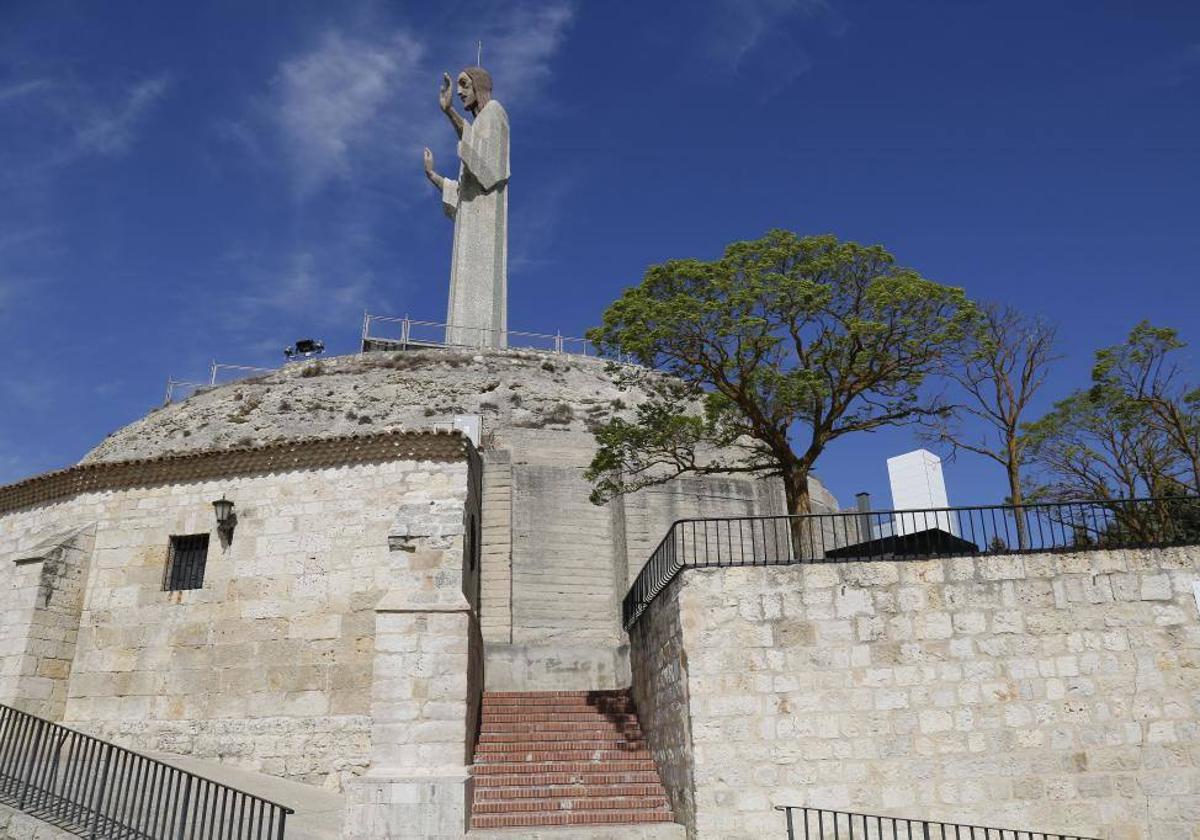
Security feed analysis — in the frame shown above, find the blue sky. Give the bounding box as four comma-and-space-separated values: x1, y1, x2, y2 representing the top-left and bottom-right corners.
1, 0, 1198, 508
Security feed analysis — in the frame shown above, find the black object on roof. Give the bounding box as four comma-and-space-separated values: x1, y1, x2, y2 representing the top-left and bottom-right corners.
824, 527, 979, 561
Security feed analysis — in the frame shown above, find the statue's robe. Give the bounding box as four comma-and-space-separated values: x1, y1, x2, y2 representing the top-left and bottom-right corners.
440, 99, 510, 348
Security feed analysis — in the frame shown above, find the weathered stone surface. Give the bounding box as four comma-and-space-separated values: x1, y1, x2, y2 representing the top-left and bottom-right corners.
0, 458, 470, 791
80, 350, 638, 464
631, 546, 1200, 840
0, 803, 76, 839
630, 574, 696, 832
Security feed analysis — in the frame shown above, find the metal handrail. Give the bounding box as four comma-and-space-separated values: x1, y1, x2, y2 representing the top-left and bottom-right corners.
776, 806, 1101, 839
0, 702, 293, 839
623, 496, 1200, 629
361, 312, 600, 356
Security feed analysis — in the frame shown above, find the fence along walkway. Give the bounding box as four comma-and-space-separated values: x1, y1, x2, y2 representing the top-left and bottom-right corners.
623, 496, 1200, 629
777, 806, 1101, 840
360, 312, 599, 356
0, 702, 292, 839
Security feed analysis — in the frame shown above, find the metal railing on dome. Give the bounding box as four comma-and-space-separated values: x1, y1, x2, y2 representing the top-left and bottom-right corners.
776, 806, 1101, 840
0, 702, 293, 839
623, 496, 1200, 629
164, 361, 279, 404
360, 312, 600, 356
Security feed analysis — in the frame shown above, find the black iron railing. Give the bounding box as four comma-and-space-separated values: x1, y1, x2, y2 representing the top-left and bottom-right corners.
623, 496, 1200, 629
0, 702, 293, 839
776, 806, 1101, 839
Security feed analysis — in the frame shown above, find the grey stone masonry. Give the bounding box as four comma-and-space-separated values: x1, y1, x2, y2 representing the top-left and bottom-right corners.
629, 573, 696, 831
0, 456, 471, 791
630, 546, 1200, 840
479, 450, 513, 645
2, 524, 94, 721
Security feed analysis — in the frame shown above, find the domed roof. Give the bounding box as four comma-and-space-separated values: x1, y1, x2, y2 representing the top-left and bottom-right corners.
83, 348, 635, 464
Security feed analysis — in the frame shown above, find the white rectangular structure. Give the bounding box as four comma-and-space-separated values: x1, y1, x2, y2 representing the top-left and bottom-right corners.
887, 449, 958, 537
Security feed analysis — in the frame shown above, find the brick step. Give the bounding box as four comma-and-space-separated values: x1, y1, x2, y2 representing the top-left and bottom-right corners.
475, 784, 667, 801
477, 739, 647, 753
483, 695, 634, 708
482, 712, 640, 725
477, 729, 648, 744
472, 796, 669, 815
479, 727, 645, 742
482, 691, 629, 699
472, 689, 673, 830
481, 719, 644, 734
473, 771, 665, 788
470, 810, 675, 829
472, 760, 657, 776
476, 749, 653, 764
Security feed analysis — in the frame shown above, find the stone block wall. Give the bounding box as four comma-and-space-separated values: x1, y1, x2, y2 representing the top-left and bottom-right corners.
0, 525, 94, 720
630, 546, 1200, 840
629, 573, 696, 830
511, 462, 621, 645
0, 458, 470, 790
479, 451, 513, 645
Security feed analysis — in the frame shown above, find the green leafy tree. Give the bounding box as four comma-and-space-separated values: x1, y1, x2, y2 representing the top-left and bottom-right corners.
585, 230, 976, 548
1092, 322, 1199, 495
1023, 322, 1200, 543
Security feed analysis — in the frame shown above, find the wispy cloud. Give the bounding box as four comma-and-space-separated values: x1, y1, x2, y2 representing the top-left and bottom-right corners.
1158, 43, 1200, 86
74, 76, 171, 156
205, 248, 377, 335
193, 1, 578, 336
274, 31, 425, 196
705, 0, 847, 85
478, 1, 576, 105
0, 78, 52, 102
1, 73, 172, 187
255, 1, 575, 198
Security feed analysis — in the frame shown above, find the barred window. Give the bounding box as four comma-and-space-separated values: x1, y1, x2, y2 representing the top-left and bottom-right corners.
164, 534, 210, 591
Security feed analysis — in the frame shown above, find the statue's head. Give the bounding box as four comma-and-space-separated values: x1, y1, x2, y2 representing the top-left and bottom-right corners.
457, 66, 493, 115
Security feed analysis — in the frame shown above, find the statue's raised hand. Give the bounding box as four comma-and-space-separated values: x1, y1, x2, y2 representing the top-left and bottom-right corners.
423, 147, 435, 174
439, 73, 453, 113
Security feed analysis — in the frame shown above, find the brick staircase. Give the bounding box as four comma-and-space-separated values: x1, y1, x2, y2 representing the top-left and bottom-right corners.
469, 689, 676, 831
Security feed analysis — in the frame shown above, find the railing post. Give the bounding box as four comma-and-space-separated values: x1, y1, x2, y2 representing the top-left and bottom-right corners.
17, 717, 45, 809
401, 316, 411, 347
175, 774, 193, 839
87, 742, 114, 838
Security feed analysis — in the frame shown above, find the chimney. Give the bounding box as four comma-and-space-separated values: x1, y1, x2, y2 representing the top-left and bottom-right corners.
855, 492, 872, 541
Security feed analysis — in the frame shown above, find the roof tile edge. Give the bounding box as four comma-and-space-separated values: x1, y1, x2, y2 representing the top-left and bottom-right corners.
0, 428, 472, 516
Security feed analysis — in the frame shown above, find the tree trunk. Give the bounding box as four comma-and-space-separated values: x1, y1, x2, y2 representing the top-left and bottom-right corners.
783, 468, 813, 560
1007, 460, 1029, 550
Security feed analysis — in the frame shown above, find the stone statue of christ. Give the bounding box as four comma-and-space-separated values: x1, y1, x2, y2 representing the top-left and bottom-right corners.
423, 67, 510, 349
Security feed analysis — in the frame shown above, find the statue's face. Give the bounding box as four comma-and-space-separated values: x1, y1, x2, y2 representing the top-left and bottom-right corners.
457, 73, 476, 109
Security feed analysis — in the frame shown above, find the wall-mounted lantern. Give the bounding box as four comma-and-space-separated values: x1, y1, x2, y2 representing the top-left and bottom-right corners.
212, 496, 237, 541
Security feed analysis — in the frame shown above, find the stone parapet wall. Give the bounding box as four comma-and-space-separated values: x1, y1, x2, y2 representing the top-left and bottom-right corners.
630, 546, 1200, 840
629, 573, 696, 831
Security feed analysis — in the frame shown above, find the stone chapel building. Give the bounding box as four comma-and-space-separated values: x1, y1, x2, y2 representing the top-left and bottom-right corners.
0, 348, 837, 839
4, 347, 1199, 840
